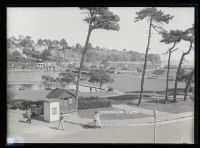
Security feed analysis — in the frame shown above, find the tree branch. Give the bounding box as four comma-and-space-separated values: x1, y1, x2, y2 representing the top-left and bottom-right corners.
170, 48, 178, 53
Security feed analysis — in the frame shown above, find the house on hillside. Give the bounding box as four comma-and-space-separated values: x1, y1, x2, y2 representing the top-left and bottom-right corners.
46, 88, 76, 113
33, 44, 48, 52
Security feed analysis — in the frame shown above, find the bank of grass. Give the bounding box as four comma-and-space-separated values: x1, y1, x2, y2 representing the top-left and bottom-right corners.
11, 88, 193, 115
127, 99, 194, 114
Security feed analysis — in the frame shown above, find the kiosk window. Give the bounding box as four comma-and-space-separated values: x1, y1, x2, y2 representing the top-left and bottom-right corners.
69, 98, 73, 104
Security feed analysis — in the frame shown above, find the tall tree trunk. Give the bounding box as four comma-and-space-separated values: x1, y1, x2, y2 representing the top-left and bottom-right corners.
173, 54, 184, 102
164, 43, 177, 104
184, 70, 194, 101
165, 52, 171, 104
173, 41, 193, 102
75, 25, 92, 112
138, 17, 153, 106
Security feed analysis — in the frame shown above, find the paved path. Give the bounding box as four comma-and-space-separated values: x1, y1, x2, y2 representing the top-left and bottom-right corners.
7, 109, 194, 143
44, 117, 194, 143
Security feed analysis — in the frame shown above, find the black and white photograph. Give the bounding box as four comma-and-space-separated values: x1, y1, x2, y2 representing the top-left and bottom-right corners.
6, 6, 195, 144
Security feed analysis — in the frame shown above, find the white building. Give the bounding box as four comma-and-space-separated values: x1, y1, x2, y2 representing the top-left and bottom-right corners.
33, 44, 48, 53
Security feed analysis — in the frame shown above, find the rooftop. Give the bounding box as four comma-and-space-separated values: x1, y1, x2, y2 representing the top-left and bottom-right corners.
46, 88, 77, 98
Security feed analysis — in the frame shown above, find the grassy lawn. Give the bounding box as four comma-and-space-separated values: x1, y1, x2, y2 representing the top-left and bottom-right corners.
107, 74, 186, 92
127, 97, 194, 114
105, 92, 194, 114
77, 107, 152, 120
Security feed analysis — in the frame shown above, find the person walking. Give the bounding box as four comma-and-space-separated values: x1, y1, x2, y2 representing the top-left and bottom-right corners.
57, 113, 64, 130
26, 106, 32, 124
94, 111, 101, 128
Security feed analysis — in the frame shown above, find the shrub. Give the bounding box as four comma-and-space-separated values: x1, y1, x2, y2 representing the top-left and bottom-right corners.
152, 69, 165, 75
8, 99, 44, 115
78, 97, 111, 110
107, 87, 114, 91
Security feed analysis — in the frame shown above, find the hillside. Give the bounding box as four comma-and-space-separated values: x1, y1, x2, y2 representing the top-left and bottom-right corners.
51, 48, 161, 63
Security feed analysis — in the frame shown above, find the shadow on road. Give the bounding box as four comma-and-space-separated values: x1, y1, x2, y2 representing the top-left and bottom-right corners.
64, 120, 85, 127
19, 120, 28, 123
64, 120, 98, 129
49, 127, 58, 130
83, 122, 97, 129
33, 115, 46, 122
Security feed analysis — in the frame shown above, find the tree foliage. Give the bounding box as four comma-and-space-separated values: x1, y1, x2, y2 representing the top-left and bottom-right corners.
37, 39, 43, 45
88, 68, 114, 91
18, 36, 34, 48
160, 29, 183, 44
58, 72, 76, 85
80, 7, 120, 31
41, 49, 51, 61
134, 7, 173, 24
182, 25, 194, 42
60, 38, 68, 49
178, 69, 194, 83
76, 43, 83, 49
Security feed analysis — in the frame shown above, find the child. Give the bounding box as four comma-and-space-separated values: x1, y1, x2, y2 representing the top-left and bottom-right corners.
94, 111, 101, 128
57, 113, 64, 130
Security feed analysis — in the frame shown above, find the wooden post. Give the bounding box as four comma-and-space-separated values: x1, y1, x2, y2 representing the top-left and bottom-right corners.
153, 109, 157, 143
153, 92, 159, 143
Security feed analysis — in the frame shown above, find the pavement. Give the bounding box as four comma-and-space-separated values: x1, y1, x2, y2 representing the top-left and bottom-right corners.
43, 117, 194, 143
7, 105, 194, 143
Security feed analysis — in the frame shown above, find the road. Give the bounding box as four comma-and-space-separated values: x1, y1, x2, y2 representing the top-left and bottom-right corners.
43, 117, 194, 143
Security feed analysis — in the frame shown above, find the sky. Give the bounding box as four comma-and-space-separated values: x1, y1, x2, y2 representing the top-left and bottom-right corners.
7, 7, 195, 63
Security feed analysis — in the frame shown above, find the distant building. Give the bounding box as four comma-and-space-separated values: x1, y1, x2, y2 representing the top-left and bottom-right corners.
33, 44, 48, 52
36, 61, 57, 71
36, 61, 56, 67
46, 88, 77, 113
108, 61, 160, 69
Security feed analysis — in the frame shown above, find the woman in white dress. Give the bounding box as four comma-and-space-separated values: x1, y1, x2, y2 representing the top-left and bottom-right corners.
94, 111, 101, 128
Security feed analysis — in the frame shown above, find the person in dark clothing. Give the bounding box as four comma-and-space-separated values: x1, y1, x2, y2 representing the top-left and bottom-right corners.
57, 113, 64, 130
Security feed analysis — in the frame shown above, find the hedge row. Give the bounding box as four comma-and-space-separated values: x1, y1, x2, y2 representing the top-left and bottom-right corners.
78, 97, 111, 110
8, 100, 44, 115
8, 96, 112, 112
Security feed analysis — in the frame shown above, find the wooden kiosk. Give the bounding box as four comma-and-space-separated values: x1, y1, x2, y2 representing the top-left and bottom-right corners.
43, 99, 60, 122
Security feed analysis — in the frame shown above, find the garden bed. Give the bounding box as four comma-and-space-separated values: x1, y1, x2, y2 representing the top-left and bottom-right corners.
78, 107, 152, 120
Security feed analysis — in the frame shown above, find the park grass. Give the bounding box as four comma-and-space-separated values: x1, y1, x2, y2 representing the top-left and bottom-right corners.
126, 95, 194, 114
107, 74, 186, 92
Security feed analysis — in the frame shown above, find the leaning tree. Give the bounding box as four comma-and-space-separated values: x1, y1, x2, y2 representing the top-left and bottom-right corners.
173, 25, 194, 102
160, 29, 183, 103
75, 7, 120, 111
134, 7, 174, 106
